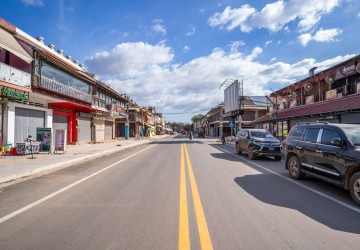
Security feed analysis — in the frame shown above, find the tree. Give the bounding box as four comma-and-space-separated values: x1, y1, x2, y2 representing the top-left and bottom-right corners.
191, 114, 204, 123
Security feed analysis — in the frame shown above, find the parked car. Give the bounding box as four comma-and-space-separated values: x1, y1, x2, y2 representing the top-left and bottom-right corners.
198, 131, 205, 138
282, 122, 360, 206
235, 129, 281, 160
181, 130, 187, 135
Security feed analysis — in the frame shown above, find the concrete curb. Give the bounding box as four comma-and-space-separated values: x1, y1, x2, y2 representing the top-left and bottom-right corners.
0, 140, 150, 185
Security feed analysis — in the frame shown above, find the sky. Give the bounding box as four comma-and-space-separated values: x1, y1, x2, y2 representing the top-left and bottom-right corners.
1, 0, 360, 122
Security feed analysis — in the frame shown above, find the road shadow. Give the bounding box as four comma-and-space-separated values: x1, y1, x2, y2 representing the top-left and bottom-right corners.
234, 174, 360, 234
209, 144, 280, 162
150, 140, 204, 145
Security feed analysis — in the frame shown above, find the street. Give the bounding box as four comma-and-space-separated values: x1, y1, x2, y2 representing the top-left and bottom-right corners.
0, 135, 359, 250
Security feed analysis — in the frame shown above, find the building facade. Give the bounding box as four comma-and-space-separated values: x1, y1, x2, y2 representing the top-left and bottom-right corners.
254, 55, 360, 140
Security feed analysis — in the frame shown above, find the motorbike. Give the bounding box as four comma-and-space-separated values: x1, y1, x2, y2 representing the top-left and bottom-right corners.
189, 133, 193, 140
221, 136, 226, 144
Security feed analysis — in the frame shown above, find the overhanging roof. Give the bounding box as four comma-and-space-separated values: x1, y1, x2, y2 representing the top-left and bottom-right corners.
0, 28, 33, 64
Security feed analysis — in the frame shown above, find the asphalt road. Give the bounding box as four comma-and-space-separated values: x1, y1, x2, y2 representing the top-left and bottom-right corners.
0, 135, 359, 249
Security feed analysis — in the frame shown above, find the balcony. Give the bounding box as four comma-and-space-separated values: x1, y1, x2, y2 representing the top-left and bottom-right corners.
0, 62, 31, 87
39, 75, 92, 103
278, 82, 360, 111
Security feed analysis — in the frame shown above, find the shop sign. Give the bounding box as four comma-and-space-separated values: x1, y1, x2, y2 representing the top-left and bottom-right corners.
325, 89, 337, 100
0, 86, 29, 101
55, 129, 66, 153
334, 62, 357, 81
36, 128, 52, 152
305, 95, 314, 104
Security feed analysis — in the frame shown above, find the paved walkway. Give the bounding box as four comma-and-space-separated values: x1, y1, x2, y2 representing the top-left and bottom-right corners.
0, 136, 166, 185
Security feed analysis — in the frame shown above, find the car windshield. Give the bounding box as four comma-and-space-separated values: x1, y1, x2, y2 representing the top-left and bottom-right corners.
250, 130, 273, 138
342, 126, 360, 146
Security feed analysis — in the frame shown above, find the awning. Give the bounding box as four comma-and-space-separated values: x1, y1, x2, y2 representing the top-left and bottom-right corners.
277, 94, 360, 119
49, 102, 97, 112
0, 28, 33, 64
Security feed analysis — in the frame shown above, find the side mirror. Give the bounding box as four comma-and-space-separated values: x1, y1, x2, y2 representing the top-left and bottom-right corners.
331, 138, 343, 147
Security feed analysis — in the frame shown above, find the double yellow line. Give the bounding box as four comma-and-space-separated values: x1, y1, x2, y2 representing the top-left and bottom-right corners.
179, 143, 213, 250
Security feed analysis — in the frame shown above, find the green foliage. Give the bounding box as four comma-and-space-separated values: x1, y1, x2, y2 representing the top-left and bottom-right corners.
191, 114, 204, 123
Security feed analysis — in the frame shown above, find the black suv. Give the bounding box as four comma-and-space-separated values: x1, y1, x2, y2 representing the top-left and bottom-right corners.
235, 129, 281, 160
282, 122, 360, 206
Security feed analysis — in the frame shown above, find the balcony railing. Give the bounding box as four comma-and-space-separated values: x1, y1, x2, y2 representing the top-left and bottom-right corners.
278, 82, 360, 111
40, 75, 92, 103
0, 62, 31, 87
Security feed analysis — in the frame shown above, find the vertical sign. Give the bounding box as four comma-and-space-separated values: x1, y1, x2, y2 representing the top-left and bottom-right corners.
55, 129, 66, 153
36, 128, 52, 153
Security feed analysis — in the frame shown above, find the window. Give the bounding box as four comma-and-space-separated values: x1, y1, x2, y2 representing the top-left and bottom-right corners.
304, 128, 320, 143
290, 126, 305, 140
40, 60, 91, 93
321, 129, 341, 146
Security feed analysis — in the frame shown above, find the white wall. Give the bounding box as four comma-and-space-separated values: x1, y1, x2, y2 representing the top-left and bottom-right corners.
6, 102, 53, 145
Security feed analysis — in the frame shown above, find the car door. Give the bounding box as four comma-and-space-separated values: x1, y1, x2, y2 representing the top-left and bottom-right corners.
312, 128, 344, 180
240, 130, 249, 152
299, 127, 321, 172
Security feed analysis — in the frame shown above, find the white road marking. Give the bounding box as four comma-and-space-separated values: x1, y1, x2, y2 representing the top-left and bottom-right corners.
0, 145, 155, 225
214, 145, 360, 214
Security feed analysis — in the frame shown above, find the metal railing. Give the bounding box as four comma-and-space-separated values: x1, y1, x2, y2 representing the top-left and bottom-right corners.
0, 62, 31, 87
279, 82, 359, 110
40, 75, 92, 103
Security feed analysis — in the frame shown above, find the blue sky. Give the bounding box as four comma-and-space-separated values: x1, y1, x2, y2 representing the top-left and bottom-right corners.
1, 0, 360, 122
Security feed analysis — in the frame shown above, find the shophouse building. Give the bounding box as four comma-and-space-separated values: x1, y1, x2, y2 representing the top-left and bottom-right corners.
254, 54, 360, 140
200, 96, 269, 137
1, 18, 140, 150
93, 80, 129, 142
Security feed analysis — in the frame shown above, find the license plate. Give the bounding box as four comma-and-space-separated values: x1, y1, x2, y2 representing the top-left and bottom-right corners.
269, 147, 274, 151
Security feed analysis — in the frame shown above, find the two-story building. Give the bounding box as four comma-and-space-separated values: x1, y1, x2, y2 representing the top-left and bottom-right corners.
254, 54, 360, 139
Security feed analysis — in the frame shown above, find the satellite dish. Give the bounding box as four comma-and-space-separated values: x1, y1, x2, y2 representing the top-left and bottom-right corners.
356, 63, 360, 74
304, 83, 313, 92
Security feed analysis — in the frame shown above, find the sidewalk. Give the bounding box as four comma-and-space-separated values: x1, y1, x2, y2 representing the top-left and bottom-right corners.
0, 136, 166, 185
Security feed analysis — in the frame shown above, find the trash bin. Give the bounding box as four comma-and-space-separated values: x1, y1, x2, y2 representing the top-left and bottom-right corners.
5, 143, 12, 153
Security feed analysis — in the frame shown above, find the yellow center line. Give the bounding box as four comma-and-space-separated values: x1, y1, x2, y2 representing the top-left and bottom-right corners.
179, 143, 190, 250
184, 143, 213, 250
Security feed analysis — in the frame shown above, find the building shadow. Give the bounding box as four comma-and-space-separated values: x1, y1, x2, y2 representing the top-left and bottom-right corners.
233, 174, 360, 234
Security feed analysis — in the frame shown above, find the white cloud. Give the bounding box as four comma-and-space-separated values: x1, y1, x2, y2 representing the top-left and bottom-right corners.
183, 46, 190, 52
85, 41, 354, 121
85, 42, 173, 77
186, 26, 196, 36
152, 20, 167, 35
298, 28, 342, 46
21, 0, 44, 6
208, 0, 342, 33
265, 40, 272, 47
229, 41, 245, 53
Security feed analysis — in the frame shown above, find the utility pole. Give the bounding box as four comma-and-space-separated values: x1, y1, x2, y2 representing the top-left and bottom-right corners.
125, 104, 129, 139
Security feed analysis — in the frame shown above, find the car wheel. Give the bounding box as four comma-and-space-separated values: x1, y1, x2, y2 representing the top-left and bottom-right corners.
349, 172, 360, 206
248, 146, 256, 160
274, 156, 282, 161
236, 143, 242, 155
288, 156, 305, 179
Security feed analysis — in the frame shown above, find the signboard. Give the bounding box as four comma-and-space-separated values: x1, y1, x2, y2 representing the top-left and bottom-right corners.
224, 80, 239, 113
55, 129, 66, 153
305, 95, 314, 104
0, 86, 29, 101
36, 128, 52, 152
228, 120, 235, 127
334, 62, 356, 81
325, 89, 337, 100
